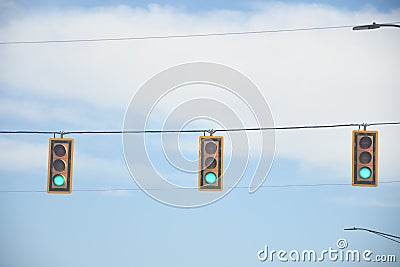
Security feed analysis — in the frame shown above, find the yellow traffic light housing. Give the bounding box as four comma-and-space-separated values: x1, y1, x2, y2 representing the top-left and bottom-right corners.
352, 130, 378, 186
47, 138, 74, 194
198, 136, 224, 191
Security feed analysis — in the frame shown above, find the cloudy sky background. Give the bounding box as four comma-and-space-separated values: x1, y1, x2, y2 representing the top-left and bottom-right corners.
0, 0, 399, 266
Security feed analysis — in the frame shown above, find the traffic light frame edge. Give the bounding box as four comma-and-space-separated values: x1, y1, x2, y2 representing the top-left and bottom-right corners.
352, 130, 378, 187
47, 137, 74, 194
198, 136, 224, 191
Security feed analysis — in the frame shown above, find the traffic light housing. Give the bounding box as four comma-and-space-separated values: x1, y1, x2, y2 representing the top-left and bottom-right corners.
47, 138, 74, 194
198, 136, 224, 191
352, 130, 378, 186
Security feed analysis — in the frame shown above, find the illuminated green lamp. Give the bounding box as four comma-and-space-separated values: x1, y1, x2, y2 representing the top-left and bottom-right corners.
53, 174, 65, 186
204, 172, 217, 184
359, 167, 371, 179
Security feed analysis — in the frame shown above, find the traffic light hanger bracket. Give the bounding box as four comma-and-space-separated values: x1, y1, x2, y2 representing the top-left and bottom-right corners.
361, 123, 370, 131
208, 129, 216, 136
51, 130, 67, 138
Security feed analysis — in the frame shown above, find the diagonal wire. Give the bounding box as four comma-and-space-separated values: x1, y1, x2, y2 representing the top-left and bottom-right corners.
344, 227, 400, 244
2, 21, 400, 45
0, 25, 356, 45
375, 233, 400, 244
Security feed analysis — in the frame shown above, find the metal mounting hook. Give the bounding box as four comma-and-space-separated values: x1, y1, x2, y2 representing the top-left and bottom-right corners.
208, 129, 216, 136
362, 123, 370, 131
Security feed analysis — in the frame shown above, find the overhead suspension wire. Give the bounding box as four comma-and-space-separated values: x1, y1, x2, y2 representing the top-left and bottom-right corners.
0, 180, 399, 193
1, 121, 398, 193
345, 227, 400, 244
0, 121, 399, 136
0, 21, 399, 45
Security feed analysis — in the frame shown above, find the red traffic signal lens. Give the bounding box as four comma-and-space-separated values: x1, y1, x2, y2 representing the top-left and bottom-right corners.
205, 142, 217, 154
359, 137, 372, 149
54, 144, 66, 157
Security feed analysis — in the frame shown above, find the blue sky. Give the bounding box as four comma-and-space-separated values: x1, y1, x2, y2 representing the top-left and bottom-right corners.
0, 0, 400, 266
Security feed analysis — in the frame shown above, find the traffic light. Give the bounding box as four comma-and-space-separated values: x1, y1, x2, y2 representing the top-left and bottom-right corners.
198, 136, 224, 191
47, 138, 74, 194
352, 130, 378, 186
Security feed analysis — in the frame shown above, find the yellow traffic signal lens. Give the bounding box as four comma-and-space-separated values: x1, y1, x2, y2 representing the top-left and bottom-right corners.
53, 159, 65, 171
359, 167, 371, 179
53, 174, 65, 186
205, 157, 217, 169
204, 172, 217, 184
359, 151, 372, 164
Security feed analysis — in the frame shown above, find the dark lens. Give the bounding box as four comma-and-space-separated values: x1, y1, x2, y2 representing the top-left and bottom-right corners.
359, 151, 372, 164
53, 159, 66, 171
54, 144, 66, 157
205, 157, 217, 169
205, 141, 217, 154
359, 137, 372, 149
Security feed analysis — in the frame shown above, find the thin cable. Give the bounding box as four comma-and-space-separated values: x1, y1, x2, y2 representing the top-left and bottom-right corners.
65, 129, 206, 134
2, 21, 400, 45
1, 180, 399, 193
0, 121, 399, 136
369, 122, 400, 126
0, 130, 60, 134
0, 25, 356, 45
215, 123, 362, 132
345, 227, 400, 244
376, 234, 400, 244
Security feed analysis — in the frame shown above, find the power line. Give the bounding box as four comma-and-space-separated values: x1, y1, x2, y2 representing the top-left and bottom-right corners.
1, 180, 399, 193
0, 121, 399, 136
0, 25, 355, 45
345, 227, 400, 244
1, 21, 399, 45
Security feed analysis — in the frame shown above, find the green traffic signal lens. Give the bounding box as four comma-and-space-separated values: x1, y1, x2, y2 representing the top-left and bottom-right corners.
359, 167, 371, 179
204, 172, 217, 184
53, 174, 65, 186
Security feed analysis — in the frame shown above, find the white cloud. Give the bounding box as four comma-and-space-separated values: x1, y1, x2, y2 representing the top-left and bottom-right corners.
0, 137, 47, 172
0, 3, 399, 179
